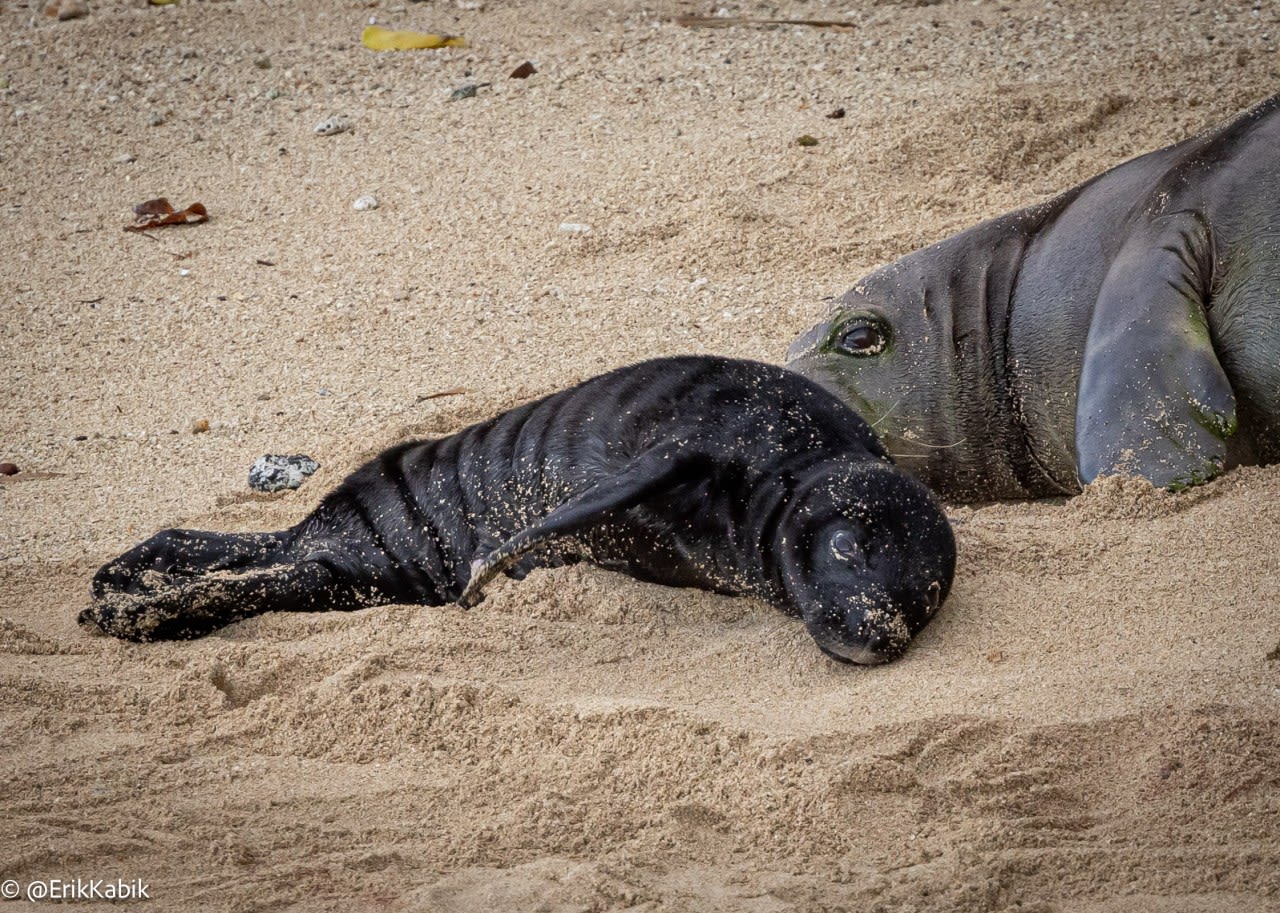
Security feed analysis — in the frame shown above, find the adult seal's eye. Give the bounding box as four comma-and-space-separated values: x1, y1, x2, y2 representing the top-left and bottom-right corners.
834, 321, 888, 357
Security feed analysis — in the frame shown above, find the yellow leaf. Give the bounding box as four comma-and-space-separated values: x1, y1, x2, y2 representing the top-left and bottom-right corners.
361, 25, 467, 51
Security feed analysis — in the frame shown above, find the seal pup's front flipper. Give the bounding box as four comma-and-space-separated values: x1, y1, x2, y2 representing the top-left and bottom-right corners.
1075, 210, 1237, 489
458, 443, 708, 607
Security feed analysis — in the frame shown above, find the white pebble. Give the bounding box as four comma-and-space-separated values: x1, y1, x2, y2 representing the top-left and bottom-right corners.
558, 222, 592, 234
113, 153, 136, 164
313, 115, 352, 136
353, 194, 379, 211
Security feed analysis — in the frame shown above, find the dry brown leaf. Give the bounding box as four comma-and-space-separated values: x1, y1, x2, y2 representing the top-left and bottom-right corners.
124, 198, 209, 232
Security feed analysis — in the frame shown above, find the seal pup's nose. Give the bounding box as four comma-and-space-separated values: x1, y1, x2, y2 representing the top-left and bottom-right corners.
818, 628, 908, 665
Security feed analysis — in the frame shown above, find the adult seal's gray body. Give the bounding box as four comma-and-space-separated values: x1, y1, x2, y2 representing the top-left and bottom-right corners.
787, 93, 1280, 500
81, 356, 955, 665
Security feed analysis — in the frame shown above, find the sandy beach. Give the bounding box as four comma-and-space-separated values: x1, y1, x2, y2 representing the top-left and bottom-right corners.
2, 0, 1279, 909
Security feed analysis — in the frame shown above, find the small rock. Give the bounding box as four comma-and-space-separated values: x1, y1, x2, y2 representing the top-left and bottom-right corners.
248, 454, 319, 493
191, 418, 210, 434
44, 0, 88, 20
352, 194, 379, 211
266, 87, 283, 100
147, 111, 165, 127
796, 134, 819, 147
558, 222, 591, 234
253, 55, 272, 70
509, 61, 537, 79
314, 115, 352, 136
449, 83, 490, 102
825, 107, 846, 119
0, 463, 19, 476
113, 153, 136, 164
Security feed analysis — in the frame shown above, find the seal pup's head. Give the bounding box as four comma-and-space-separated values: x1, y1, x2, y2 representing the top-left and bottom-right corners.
776, 460, 955, 664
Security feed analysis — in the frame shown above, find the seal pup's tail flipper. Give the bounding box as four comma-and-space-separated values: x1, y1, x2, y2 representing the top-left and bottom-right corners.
80, 558, 371, 641
83, 526, 380, 640
90, 528, 293, 598
458, 443, 708, 607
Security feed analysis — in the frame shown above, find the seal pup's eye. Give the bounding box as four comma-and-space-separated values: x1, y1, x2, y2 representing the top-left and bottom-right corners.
830, 530, 863, 562
834, 321, 888, 357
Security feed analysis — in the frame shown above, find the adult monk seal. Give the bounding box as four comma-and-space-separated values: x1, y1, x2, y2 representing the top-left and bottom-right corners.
787, 92, 1280, 500
80, 356, 956, 665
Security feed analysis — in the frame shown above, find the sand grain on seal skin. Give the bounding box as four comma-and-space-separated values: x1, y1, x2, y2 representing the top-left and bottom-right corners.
2, 0, 1280, 910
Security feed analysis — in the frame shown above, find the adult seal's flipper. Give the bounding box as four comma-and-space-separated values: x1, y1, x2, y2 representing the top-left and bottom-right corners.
1075, 211, 1237, 489
458, 444, 707, 607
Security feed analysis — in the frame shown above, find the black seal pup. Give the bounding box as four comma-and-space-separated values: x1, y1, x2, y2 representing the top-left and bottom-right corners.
788, 92, 1280, 499
80, 356, 955, 664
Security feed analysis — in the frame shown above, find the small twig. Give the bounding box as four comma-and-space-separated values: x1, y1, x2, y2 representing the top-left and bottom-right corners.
675, 15, 855, 30
416, 387, 468, 403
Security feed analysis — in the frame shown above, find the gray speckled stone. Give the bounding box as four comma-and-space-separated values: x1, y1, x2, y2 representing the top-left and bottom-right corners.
248, 454, 319, 492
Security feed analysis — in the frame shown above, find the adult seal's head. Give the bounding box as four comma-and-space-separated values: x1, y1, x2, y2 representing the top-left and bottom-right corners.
786, 213, 1042, 500
787, 92, 1280, 500
774, 459, 955, 664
